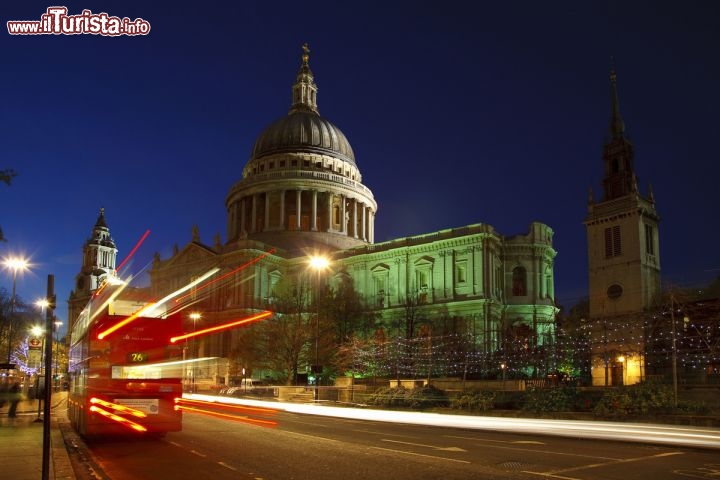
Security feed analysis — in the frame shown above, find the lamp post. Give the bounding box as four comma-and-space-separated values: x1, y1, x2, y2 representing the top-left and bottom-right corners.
4, 257, 29, 363
309, 255, 329, 402
31, 324, 44, 421
54, 320, 62, 391
670, 295, 678, 408
189, 312, 201, 392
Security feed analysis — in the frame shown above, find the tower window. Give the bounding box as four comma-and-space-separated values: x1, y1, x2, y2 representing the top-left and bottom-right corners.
645, 224, 655, 255
604, 226, 622, 258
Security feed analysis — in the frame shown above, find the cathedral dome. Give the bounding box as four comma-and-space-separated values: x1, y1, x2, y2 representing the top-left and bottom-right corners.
251, 110, 355, 164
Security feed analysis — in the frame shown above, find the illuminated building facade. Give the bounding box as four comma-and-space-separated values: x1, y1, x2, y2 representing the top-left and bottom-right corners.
72, 47, 559, 380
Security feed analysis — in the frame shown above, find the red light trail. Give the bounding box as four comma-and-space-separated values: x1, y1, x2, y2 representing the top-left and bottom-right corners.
169, 310, 273, 343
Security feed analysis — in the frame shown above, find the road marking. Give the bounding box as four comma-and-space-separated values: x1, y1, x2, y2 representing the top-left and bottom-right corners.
523, 451, 685, 477
382, 439, 467, 452
371, 446, 471, 463
190, 449, 207, 458
218, 461, 238, 471
444, 434, 619, 460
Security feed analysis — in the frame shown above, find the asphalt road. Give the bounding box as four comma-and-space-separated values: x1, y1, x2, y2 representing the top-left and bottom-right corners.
69, 402, 720, 480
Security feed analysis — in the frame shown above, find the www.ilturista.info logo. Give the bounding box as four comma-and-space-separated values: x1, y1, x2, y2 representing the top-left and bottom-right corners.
7, 7, 151, 36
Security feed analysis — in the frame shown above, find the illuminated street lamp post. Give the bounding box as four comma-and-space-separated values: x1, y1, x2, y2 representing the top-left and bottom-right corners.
309, 255, 329, 402
4, 257, 29, 363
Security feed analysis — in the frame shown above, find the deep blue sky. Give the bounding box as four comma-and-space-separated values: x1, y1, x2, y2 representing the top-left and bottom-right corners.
2, 1, 719, 334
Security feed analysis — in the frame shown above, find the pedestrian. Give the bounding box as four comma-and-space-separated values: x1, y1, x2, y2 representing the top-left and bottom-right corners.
7, 381, 22, 419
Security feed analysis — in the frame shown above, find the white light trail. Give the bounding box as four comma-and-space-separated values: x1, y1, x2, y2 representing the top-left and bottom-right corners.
184, 393, 720, 450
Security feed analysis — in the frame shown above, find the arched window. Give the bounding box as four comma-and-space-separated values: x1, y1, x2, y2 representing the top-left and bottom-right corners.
512, 266, 526, 296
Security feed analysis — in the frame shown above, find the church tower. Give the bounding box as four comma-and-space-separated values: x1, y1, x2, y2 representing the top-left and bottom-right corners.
584, 69, 661, 385
67, 208, 118, 331
585, 69, 661, 317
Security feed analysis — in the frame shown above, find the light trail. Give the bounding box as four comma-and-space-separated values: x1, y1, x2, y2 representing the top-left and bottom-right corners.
173, 248, 276, 305
115, 229, 151, 274
96, 267, 220, 340
170, 310, 273, 343
90, 397, 147, 418
175, 397, 278, 428
146, 267, 221, 315
184, 394, 720, 450
88, 405, 148, 432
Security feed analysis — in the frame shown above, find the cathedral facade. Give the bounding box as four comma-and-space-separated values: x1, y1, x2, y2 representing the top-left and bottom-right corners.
70, 47, 558, 381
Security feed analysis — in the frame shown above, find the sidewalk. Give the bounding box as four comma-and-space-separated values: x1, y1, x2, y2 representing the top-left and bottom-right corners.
0, 391, 76, 480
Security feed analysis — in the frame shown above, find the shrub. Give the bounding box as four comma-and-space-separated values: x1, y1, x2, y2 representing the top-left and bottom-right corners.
593, 383, 675, 416
522, 386, 579, 413
451, 391, 496, 412
366, 386, 447, 410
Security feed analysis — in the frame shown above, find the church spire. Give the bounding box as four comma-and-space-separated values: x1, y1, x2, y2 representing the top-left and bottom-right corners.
601, 65, 636, 201
289, 43, 319, 115
608, 66, 625, 140
95, 207, 108, 229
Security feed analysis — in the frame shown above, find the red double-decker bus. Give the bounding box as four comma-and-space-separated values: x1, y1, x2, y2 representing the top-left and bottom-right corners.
68, 280, 184, 437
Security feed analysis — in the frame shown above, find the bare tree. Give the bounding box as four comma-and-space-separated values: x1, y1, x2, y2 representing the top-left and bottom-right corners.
0, 169, 17, 241
261, 275, 313, 385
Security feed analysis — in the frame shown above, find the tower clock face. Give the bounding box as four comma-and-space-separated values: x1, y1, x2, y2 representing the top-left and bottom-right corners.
607, 283, 623, 300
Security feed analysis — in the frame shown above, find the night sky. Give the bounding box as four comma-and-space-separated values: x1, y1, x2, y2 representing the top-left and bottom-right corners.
2, 1, 719, 335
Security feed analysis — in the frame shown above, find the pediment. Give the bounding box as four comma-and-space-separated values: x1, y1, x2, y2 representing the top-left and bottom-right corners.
165, 242, 218, 267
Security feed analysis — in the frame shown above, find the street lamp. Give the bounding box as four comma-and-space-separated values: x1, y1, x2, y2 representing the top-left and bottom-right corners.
308, 255, 329, 402
3, 256, 29, 363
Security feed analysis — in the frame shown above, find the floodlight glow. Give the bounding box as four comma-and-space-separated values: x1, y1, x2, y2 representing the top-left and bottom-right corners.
309, 255, 330, 271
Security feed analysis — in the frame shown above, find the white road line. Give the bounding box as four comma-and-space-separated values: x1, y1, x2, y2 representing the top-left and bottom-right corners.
218, 461, 238, 471
525, 451, 684, 477
370, 446, 471, 463
382, 438, 467, 452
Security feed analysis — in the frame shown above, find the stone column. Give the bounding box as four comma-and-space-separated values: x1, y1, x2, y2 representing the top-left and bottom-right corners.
240, 198, 246, 236
361, 204, 367, 241
279, 190, 286, 230
352, 199, 358, 238
341, 195, 347, 234
264, 192, 271, 231
251, 194, 257, 233
311, 190, 318, 231
369, 211, 374, 243
327, 192, 333, 232
295, 190, 302, 230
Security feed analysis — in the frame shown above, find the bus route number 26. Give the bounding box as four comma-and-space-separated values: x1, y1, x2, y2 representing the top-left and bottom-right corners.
128, 352, 149, 363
